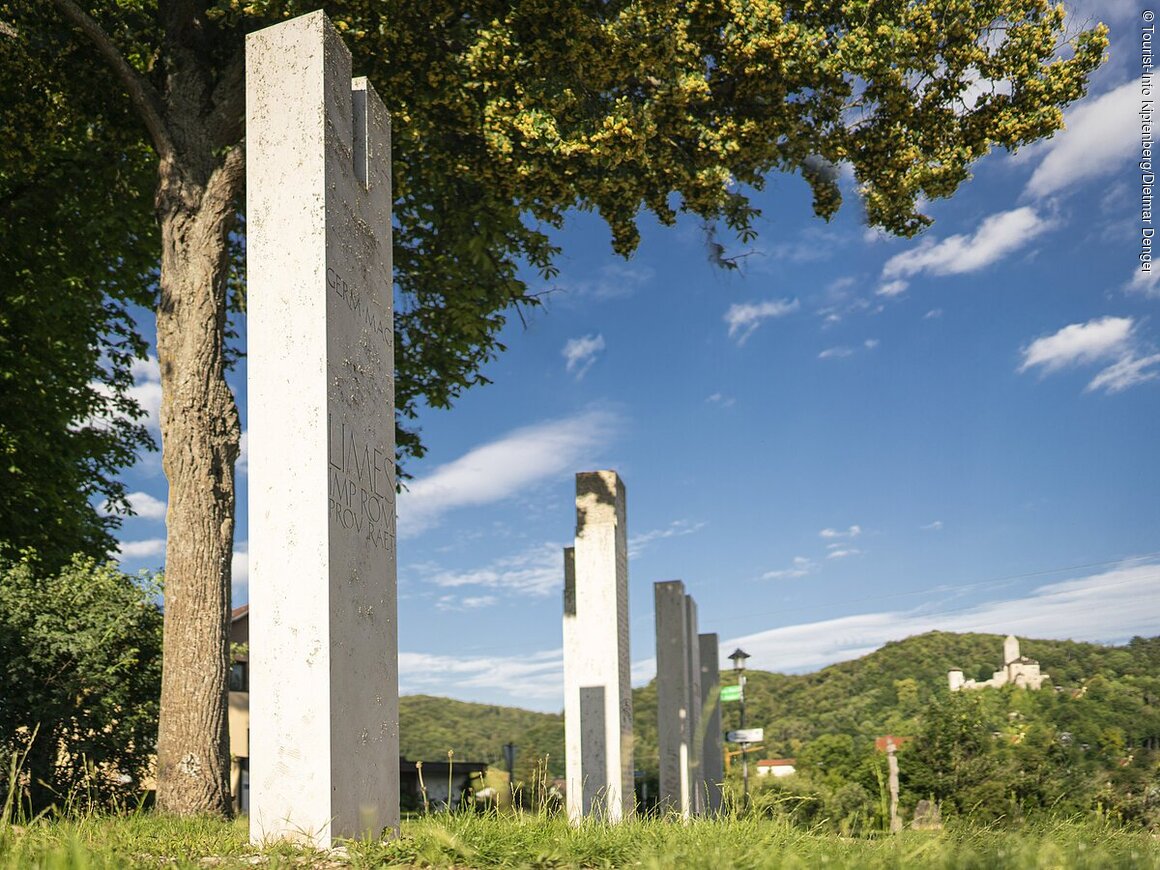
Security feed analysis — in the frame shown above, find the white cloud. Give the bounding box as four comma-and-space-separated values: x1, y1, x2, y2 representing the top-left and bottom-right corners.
1085, 352, 1160, 394
882, 207, 1047, 279
876, 280, 908, 298
398, 648, 564, 701
100, 489, 167, 519
237, 430, 248, 475
562, 334, 605, 379
765, 227, 841, 263
83, 354, 162, 440
815, 278, 880, 326
127, 355, 163, 432
820, 525, 861, 539
564, 262, 654, 300
706, 393, 736, 408
924, 309, 943, 320
826, 548, 861, 560
412, 541, 564, 597
763, 556, 818, 580
864, 339, 879, 350
921, 520, 944, 531
1126, 267, 1160, 299
117, 538, 166, 560
127, 491, 166, 520
1018, 316, 1134, 374
435, 594, 498, 611
818, 346, 854, 360
1019, 316, 1160, 395
1025, 80, 1139, 200
720, 560, 1160, 675
724, 298, 800, 345
232, 543, 248, 607
628, 520, 706, 557
1065, 0, 1142, 25
398, 408, 617, 537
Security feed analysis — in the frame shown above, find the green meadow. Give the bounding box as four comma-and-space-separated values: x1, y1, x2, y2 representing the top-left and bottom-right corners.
3, 812, 1159, 869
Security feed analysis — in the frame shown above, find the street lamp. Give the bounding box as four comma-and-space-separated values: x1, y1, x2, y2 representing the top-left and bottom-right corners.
728, 648, 751, 810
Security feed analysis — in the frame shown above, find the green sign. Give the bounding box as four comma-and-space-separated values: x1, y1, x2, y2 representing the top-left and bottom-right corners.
720, 685, 742, 702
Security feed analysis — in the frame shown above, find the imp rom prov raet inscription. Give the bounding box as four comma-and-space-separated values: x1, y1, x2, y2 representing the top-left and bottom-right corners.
327, 415, 394, 554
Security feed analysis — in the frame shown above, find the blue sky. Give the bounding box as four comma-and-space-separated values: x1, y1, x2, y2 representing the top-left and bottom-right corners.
113, 4, 1159, 712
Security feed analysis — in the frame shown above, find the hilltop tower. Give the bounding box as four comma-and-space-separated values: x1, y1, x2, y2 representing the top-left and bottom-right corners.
1004, 635, 1020, 665
948, 635, 1050, 691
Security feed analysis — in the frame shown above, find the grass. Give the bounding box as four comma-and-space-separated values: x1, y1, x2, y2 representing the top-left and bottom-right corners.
2, 811, 1159, 869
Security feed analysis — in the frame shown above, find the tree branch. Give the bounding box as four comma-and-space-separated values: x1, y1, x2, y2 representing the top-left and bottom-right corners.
203, 141, 246, 216
49, 0, 175, 161
0, 20, 18, 38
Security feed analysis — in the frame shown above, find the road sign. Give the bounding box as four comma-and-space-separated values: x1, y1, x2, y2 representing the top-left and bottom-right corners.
720, 685, 742, 702
726, 728, 764, 743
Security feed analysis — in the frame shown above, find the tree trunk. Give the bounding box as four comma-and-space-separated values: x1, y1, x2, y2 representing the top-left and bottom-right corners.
153, 147, 243, 816
24, 725, 58, 815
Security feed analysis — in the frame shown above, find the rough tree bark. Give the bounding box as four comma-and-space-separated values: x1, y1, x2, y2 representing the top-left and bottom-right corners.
50, 0, 245, 815
153, 145, 243, 816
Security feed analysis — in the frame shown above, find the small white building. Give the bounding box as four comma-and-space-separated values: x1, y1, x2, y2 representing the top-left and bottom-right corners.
755, 759, 796, 778
949, 635, 1050, 692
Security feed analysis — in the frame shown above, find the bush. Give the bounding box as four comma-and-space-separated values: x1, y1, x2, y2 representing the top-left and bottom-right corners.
0, 552, 162, 814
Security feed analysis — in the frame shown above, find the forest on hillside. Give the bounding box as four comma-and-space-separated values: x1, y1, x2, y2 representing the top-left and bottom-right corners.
401, 631, 1160, 829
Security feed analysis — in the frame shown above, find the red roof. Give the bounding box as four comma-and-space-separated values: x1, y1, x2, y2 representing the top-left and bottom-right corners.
875, 735, 910, 752
756, 758, 796, 767
231, 604, 249, 621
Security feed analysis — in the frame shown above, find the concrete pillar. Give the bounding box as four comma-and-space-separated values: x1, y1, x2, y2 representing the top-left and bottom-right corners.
698, 633, 723, 814
563, 471, 632, 822
684, 596, 702, 816
246, 11, 396, 847
654, 580, 691, 818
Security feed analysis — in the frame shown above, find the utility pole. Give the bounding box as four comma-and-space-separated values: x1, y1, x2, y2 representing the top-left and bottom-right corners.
728, 648, 751, 811
887, 739, 901, 833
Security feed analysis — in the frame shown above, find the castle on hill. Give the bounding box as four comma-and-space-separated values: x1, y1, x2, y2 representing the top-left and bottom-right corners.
948, 635, 1050, 691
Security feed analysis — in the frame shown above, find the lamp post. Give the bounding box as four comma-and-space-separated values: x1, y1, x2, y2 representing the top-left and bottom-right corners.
728, 647, 751, 810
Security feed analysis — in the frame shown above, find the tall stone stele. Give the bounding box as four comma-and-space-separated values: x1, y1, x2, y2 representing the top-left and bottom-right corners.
698, 632, 724, 814
684, 595, 703, 815
246, 11, 397, 847
563, 471, 633, 822
655, 580, 702, 819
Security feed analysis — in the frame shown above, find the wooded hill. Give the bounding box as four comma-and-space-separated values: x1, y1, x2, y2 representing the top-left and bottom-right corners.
400, 631, 1160, 796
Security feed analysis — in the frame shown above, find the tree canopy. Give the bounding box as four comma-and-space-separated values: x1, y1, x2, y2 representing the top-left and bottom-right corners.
0, 14, 157, 567
3, 0, 1108, 468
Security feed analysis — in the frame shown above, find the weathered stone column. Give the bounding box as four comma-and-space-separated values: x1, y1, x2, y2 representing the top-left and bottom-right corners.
684, 595, 702, 815
246, 11, 396, 847
654, 580, 692, 818
698, 633, 724, 814
563, 471, 633, 822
